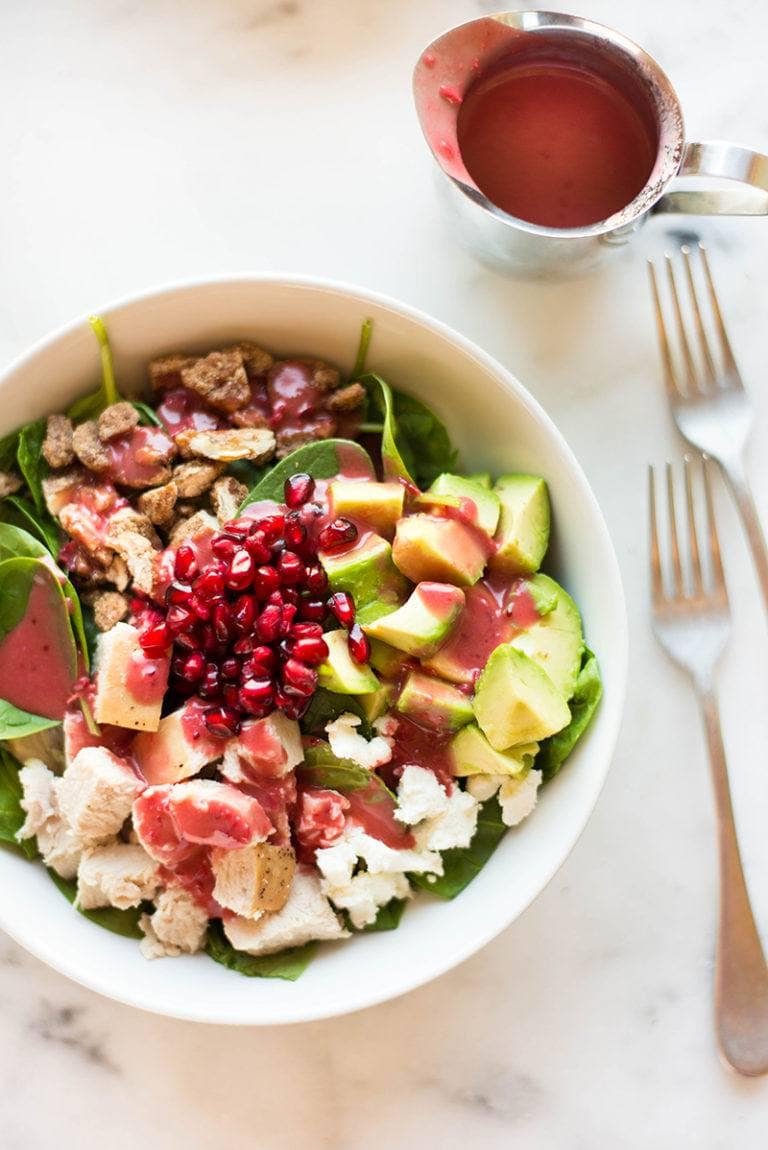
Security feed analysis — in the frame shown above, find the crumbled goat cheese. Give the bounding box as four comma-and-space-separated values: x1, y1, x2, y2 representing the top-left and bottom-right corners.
394, 764, 450, 825
498, 770, 542, 827
414, 787, 479, 852
325, 712, 393, 770
465, 774, 503, 802
327, 871, 412, 930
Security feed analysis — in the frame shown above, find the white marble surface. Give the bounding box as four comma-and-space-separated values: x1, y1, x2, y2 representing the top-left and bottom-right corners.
2, 0, 768, 1145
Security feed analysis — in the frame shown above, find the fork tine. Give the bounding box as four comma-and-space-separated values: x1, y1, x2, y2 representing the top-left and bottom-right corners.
666, 255, 700, 395
681, 246, 718, 391
702, 455, 727, 595
648, 465, 664, 603
700, 245, 740, 380
666, 462, 685, 597
648, 260, 685, 401
684, 455, 704, 594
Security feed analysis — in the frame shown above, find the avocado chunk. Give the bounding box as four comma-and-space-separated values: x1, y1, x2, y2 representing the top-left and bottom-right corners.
368, 637, 410, 679
328, 480, 405, 539
489, 474, 550, 577
359, 682, 395, 722
392, 513, 488, 587
450, 722, 538, 779
396, 670, 474, 732
467, 472, 492, 489
473, 645, 570, 749
318, 629, 380, 694
428, 473, 501, 535
363, 582, 464, 658
320, 533, 409, 624
510, 574, 584, 699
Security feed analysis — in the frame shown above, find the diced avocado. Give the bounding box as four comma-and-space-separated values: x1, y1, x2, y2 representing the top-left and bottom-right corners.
510, 574, 584, 699
320, 533, 409, 624
359, 683, 395, 723
489, 474, 550, 577
363, 582, 464, 657
368, 637, 409, 678
318, 629, 380, 694
528, 579, 557, 616
328, 480, 405, 539
473, 645, 570, 749
428, 473, 501, 535
450, 722, 538, 779
467, 472, 492, 489
396, 670, 474, 732
392, 514, 488, 587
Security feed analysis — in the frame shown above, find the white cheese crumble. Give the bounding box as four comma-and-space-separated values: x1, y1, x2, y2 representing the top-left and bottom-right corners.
325, 712, 393, 770
394, 764, 449, 825
466, 769, 543, 827
414, 786, 479, 851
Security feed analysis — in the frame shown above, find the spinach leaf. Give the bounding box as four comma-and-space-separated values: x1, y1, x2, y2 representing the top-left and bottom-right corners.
0, 556, 37, 638
0, 747, 38, 859
0, 700, 60, 740
410, 795, 507, 900
47, 869, 144, 939
240, 439, 374, 509
0, 429, 20, 472
16, 420, 48, 515
67, 315, 121, 422
352, 897, 408, 933
80, 602, 100, 667
352, 317, 373, 379
359, 373, 458, 488
300, 688, 372, 739
538, 650, 602, 782
131, 400, 162, 427
205, 920, 316, 980
0, 495, 61, 556
298, 744, 375, 793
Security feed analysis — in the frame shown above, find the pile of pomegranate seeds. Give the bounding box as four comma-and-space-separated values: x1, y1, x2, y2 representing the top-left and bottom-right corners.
137, 472, 370, 738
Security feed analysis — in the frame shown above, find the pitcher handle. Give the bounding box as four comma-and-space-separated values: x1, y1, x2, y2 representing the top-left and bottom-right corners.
653, 141, 768, 216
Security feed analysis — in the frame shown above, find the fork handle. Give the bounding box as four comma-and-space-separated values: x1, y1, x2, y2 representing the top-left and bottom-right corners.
697, 684, 768, 1075
718, 454, 768, 614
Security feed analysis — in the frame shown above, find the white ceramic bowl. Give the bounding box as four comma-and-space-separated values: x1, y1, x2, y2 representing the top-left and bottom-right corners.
0, 276, 627, 1024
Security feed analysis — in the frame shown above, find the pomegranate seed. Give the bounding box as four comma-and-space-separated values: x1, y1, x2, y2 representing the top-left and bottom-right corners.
200, 628, 219, 653
292, 636, 329, 665
222, 684, 241, 709
279, 603, 298, 636
240, 677, 275, 708
267, 589, 284, 607
174, 544, 199, 582
277, 551, 304, 585
291, 622, 324, 640
248, 645, 276, 673
174, 629, 202, 651
166, 604, 196, 633
281, 587, 300, 606
213, 602, 233, 643
211, 536, 237, 562
318, 518, 358, 551
348, 623, 370, 664
231, 594, 256, 632
130, 596, 146, 615
175, 650, 205, 682
233, 636, 255, 656
328, 591, 355, 628
194, 568, 226, 598
139, 621, 170, 652
166, 581, 194, 606
199, 663, 221, 699
284, 515, 307, 549
284, 473, 315, 508
226, 549, 255, 590
189, 593, 212, 621
203, 706, 240, 738
256, 604, 281, 642
253, 565, 280, 599
244, 533, 271, 563
282, 658, 318, 696
221, 656, 241, 680
222, 518, 253, 537
258, 514, 286, 543
298, 597, 327, 622
305, 565, 328, 594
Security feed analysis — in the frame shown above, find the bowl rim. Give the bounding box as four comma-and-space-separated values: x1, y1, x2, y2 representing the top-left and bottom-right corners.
0, 272, 628, 1024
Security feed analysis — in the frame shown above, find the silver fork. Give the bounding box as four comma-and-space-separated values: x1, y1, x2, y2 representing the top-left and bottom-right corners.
648, 245, 768, 612
650, 456, 768, 1076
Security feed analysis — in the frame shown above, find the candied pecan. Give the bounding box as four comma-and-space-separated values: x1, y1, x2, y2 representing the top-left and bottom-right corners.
275, 420, 335, 459
325, 382, 365, 413
224, 341, 274, 380
180, 349, 250, 413
148, 353, 197, 392
58, 504, 114, 567
168, 510, 219, 550
231, 407, 270, 430
137, 481, 178, 527
92, 591, 129, 632
109, 530, 160, 598
0, 470, 22, 498
98, 402, 139, 441
42, 414, 75, 468
72, 421, 110, 472
178, 427, 276, 464
171, 460, 223, 499
100, 555, 130, 591
210, 476, 248, 524
107, 507, 161, 549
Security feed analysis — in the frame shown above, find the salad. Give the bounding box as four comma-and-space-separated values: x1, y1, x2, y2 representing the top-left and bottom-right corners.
0, 318, 601, 980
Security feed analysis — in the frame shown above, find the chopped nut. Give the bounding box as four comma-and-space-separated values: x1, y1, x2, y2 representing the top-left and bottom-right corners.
58, 504, 114, 566
109, 531, 160, 598
100, 555, 130, 591
314, 365, 340, 390
180, 349, 250, 413
0, 470, 22, 498
168, 510, 219, 550
180, 427, 276, 464
148, 353, 197, 392
276, 423, 334, 459
137, 481, 178, 527
107, 506, 161, 549
231, 407, 270, 430
210, 476, 249, 523
98, 402, 139, 441
171, 460, 223, 499
72, 421, 110, 472
225, 341, 274, 380
92, 591, 129, 632
42, 414, 75, 468
325, 382, 365, 413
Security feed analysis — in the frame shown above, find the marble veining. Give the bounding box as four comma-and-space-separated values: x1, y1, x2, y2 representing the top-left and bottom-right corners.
1, 0, 768, 1147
